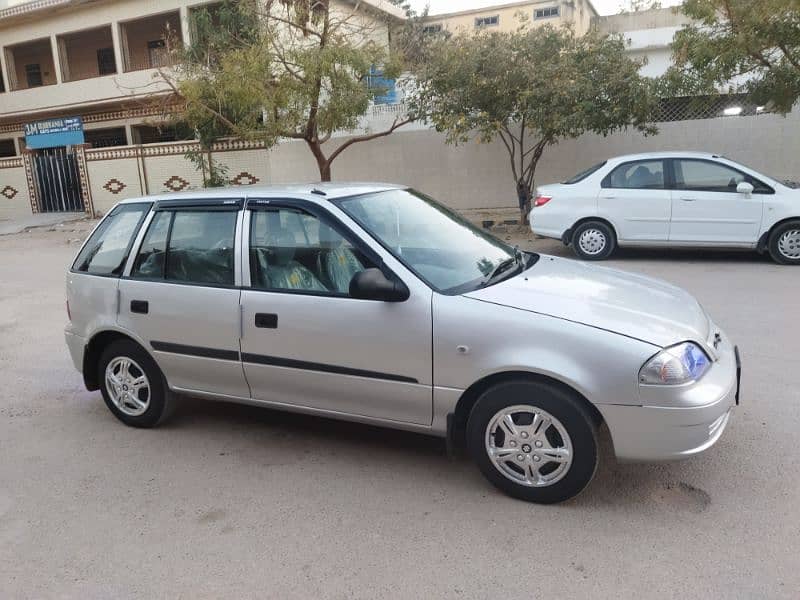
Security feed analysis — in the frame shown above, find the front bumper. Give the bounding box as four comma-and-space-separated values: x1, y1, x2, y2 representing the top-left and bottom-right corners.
597, 336, 739, 462
64, 329, 86, 373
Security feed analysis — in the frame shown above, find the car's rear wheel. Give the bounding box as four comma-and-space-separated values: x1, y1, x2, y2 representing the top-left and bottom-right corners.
571, 221, 616, 261
768, 220, 800, 265
98, 339, 174, 427
466, 378, 599, 504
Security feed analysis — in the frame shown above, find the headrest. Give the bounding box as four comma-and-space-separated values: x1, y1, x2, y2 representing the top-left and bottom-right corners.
271, 231, 296, 266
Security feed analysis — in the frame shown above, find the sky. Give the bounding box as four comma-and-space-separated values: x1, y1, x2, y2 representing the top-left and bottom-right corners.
406, 0, 683, 17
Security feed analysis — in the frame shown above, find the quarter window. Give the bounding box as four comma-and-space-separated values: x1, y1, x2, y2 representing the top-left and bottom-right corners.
73, 203, 149, 275
673, 159, 771, 193
603, 160, 665, 190
131, 209, 237, 286
249, 208, 375, 295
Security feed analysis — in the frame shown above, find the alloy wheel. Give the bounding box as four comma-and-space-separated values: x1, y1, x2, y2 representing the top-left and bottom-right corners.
485, 405, 573, 487
105, 357, 151, 417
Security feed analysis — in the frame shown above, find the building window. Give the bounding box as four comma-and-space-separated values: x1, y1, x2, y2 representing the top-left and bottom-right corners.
84, 127, 128, 148
0, 70, 5, 93
96, 47, 117, 76
25, 64, 43, 88
534, 6, 560, 20
422, 24, 443, 34
475, 15, 499, 28
132, 124, 195, 145
0, 139, 16, 158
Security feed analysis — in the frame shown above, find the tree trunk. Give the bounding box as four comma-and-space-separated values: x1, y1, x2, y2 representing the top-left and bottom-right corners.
517, 179, 532, 225
307, 139, 332, 181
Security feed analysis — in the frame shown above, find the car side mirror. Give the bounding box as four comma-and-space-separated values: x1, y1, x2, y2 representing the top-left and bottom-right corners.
349, 268, 410, 302
737, 182, 754, 196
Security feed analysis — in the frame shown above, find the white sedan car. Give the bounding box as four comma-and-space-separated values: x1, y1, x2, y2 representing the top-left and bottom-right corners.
530, 151, 800, 264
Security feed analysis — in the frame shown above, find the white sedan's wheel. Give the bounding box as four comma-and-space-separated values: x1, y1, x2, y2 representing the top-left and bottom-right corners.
768, 220, 800, 265
777, 229, 800, 260
578, 228, 607, 256
571, 221, 616, 261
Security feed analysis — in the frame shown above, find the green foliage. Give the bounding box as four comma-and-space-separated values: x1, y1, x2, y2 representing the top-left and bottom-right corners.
410, 25, 657, 209
666, 0, 800, 113
173, 0, 414, 181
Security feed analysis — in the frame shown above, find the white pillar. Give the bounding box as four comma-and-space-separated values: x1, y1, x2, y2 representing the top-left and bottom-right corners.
50, 34, 63, 84
179, 6, 192, 46
111, 21, 126, 73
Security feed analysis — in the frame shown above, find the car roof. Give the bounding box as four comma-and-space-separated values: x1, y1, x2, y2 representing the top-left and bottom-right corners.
607, 151, 721, 162
117, 181, 407, 205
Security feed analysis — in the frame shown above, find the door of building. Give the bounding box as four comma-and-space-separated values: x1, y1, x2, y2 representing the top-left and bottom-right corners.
31, 146, 83, 212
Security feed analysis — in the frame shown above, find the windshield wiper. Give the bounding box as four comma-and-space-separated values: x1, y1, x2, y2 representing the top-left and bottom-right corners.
481, 247, 524, 287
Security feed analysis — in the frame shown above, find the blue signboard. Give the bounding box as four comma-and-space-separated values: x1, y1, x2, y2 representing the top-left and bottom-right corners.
24, 116, 85, 149
369, 67, 398, 105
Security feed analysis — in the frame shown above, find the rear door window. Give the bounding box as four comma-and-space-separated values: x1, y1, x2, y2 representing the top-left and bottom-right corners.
131, 209, 237, 286
72, 203, 150, 276
603, 160, 665, 190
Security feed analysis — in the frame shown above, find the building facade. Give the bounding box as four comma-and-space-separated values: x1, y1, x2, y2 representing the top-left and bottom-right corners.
421, 0, 599, 36
0, 0, 403, 218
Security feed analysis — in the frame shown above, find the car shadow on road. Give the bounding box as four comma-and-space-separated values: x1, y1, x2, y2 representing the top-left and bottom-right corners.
162, 397, 713, 512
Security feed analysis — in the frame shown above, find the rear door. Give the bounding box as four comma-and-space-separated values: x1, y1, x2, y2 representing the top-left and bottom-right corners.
239, 199, 433, 425
668, 158, 765, 244
598, 159, 671, 242
118, 198, 249, 398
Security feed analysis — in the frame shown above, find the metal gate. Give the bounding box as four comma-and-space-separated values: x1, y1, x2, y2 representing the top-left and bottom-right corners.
32, 146, 83, 212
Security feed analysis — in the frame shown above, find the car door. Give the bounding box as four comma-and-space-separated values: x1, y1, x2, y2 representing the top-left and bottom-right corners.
598, 159, 671, 242
118, 198, 250, 398
668, 158, 765, 244
239, 199, 433, 425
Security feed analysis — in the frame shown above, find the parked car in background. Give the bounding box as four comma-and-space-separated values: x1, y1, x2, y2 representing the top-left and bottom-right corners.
65, 184, 740, 503
530, 151, 800, 264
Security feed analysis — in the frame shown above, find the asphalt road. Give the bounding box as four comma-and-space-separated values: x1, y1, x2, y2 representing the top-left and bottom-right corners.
1, 222, 798, 599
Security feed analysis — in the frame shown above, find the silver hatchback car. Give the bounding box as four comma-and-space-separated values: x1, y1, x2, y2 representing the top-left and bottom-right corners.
65, 183, 740, 503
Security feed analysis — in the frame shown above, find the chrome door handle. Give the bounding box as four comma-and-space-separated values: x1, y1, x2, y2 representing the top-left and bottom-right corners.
600, 194, 616, 199
680, 197, 697, 202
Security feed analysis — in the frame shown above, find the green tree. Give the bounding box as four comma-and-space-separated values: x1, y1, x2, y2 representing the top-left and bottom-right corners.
167, 0, 413, 182
409, 25, 656, 221
666, 0, 800, 113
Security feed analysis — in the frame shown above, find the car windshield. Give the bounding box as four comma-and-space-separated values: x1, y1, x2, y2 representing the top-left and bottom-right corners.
335, 189, 537, 294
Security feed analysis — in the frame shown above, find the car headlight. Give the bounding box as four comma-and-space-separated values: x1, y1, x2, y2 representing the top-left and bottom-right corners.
639, 342, 711, 385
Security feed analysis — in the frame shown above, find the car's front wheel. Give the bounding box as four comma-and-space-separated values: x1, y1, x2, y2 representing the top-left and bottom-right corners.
98, 339, 174, 428
571, 220, 616, 261
466, 379, 599, 504
768, 220, 800, 265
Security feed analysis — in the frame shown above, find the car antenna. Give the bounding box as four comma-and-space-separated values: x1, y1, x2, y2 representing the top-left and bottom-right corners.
311, 188, 327, 196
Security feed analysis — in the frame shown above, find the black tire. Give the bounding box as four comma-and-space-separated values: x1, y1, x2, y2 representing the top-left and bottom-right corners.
98, 339, 174, 428
767, 220, 800, 265
571, 220, 616, 261
466, 378, 599, 504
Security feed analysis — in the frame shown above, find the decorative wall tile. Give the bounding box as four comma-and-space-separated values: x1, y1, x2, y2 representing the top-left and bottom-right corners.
164, 175, 190, 192
231, 171, 260, 186
1, 185, 18, 199
103, 178, 127, 194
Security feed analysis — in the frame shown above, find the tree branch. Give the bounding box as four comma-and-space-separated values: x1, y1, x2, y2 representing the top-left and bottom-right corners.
327, 116, 413, 164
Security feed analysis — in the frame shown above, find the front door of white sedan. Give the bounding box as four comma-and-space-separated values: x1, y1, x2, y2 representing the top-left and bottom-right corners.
598, 159, 671, 242
668, 158, 765, 244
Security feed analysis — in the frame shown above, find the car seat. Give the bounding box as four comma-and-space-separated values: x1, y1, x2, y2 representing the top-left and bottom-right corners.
316, 223, 364, 293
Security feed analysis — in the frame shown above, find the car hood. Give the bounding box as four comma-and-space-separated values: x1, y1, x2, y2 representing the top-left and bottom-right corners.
464, 255, 710, 348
